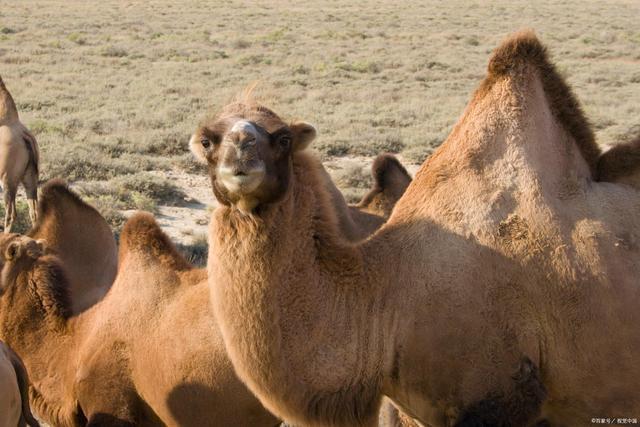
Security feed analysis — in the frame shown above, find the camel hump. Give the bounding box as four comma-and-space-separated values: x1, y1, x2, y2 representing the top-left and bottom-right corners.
4, 345, 40, 427
597, 136, 640, 187
357, 154, 412, 217
371, 154, 411, 197
36, 179, 84, 216
30, 179, 118, 314
119, 212, 192, 271
487, 29, 548, 77
484, 30, 601, 177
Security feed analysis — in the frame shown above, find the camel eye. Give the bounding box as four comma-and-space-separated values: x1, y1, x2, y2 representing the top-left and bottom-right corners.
201, 138, 211, 149
279, 136, 291, 148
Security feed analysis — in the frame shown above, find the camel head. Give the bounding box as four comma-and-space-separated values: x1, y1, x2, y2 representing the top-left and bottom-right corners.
190, 99, 316, 213
0, 233, 70, 342
0, 234, 45, 271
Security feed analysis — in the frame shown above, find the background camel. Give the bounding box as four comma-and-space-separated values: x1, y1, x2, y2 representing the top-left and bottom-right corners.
200, 31, 640, 427
0, 340, 40, 427
598, 136, 640, 189
0, 76, 39, 233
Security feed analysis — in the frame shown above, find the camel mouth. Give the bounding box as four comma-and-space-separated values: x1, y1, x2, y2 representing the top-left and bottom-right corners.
217, 164, 266, 195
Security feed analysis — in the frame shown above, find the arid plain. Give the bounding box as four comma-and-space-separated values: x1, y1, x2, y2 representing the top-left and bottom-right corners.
1, 1, 639, 258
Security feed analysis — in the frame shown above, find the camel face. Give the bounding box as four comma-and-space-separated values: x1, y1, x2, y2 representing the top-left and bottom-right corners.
190, 101, 315, 213
0, 235, 61, 334
0, 234, 43, 275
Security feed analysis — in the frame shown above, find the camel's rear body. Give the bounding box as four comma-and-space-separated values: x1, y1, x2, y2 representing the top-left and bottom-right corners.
382, 32, 640, 425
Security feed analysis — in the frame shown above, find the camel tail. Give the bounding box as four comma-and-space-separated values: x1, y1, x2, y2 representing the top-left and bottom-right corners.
22, 128, 39, 175
7, 347, 41, 427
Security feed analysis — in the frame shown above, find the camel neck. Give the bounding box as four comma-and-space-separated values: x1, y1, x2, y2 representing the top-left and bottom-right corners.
208, 154, 388, 425
0, 79, 19, 124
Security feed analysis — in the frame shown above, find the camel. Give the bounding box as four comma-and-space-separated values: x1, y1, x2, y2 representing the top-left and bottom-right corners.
0, 76, 39, 233
200, 31, 640, 427
0, 341, 40, 427
0, 163, 409, 425
598, 135, 640, 189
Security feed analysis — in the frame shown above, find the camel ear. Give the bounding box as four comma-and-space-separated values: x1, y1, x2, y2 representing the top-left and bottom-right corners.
5, 241, 22, 261
290, 122, 316, 152
189, 132, 209, 164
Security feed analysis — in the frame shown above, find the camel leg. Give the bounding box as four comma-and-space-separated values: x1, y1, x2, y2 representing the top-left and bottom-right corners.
3, 180, 17, 233
22, 167, 38, 226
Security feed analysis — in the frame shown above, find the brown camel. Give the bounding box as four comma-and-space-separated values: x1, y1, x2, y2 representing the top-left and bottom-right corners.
0, 340, 40, 427
0, 163, 409, 426
598, 135, 640, 189
0, 76, 39, 232
200, 31, 640, 427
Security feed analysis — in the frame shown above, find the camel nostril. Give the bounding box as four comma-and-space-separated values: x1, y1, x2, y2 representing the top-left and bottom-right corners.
234, 171, 247, 177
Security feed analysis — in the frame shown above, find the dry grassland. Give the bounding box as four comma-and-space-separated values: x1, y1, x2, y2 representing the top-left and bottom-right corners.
1, 0, 639, 254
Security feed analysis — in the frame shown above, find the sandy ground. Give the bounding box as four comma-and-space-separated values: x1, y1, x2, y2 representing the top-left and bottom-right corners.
123, 169, 217, 245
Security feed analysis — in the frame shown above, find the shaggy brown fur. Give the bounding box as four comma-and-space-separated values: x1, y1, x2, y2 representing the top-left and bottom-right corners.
28, 179, 118, 314
203, 30, 640, 427
597, 136, 640, 187
0, 340, 40, 427
0, 75, 39, 232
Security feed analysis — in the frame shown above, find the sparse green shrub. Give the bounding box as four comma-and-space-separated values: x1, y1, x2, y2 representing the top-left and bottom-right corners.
76, 172, 186, 215
68, 33, 86, 45
101, 45, 128, 57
